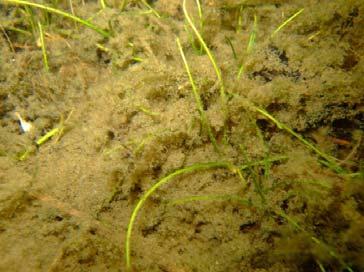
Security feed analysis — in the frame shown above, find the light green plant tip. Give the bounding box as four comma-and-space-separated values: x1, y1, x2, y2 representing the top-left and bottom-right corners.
99, 0, 106, 9
140, 0, 161, 18
36, 127, 60, 146
132, 56, 144, 62
138, 106, 159, 116
4, 0, 110, 38
37, 21, 49, 72
271, 8, 304, 37
238, 14, 258, 79
18, 149, 33, 161
316, 260, 326, 272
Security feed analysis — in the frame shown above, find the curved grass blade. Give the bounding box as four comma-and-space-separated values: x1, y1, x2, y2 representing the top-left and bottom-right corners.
4, 0, 110, 38
125, 161, 231, 270
124, 156, 287, 270
140, 0, 160, 18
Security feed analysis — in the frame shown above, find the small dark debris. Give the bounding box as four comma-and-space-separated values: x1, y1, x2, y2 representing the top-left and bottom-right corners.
54, 215, 63, 222
239, 221, 259, 233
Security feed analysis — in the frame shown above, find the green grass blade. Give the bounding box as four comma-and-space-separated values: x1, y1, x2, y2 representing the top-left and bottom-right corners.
271, 8, 304, 37
22, 5, 36, 38
140, 0, 160, 18
37, 21, 49, 72
239, 155, 287, 171
238, 14, 257, 79
254, 106, 344, 173
225, 36, 237, 60
182, 0, 227, 141
247, 14, 257, 54
236, 5, 244, 33
125, 161, 231, 270
195, 0, 203, 39
276, 210, 353, 272
4, 0, 110, 37
99, 0, 106, 9
176, 37, 221, 155
316, 260, 326, 272
124, 156, 288, 270
182, 0, 223, 90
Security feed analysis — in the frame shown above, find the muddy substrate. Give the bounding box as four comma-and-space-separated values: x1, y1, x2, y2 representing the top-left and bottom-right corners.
0, 0, 363, 271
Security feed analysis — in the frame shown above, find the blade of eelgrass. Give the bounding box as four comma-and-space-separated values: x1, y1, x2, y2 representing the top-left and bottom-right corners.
166, 191, 352, 272
124, 156, 287, 270
195, 0, 203, 27
99, 0, 106, 9
316, 260, 326, 272
238, 14, 257, 79
254, 106, 344, 173
182, 0, 228, 142
169, 195, 350, 272
3, 0, 110, 38
236, 5, 244, 33
125, 161, 231, 271
0, 23, 16, 53
22, 5, 37, 39
3, 25, 32, 36
176, 37, 221, 155
276, 210, 353, 272
140, 0, 160, 18
225, 36, 237, 60
182, 0, 223, 91
271, 8, 304, 38
120, 0, 127, 10
246, 14, 257, 54
37, 20, 49, 71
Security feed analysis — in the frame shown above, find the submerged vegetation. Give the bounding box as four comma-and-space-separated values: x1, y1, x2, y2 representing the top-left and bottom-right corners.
0, 0, 363, 271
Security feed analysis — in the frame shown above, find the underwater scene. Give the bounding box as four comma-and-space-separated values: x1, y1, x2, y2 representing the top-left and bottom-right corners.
0, 0, 363, 271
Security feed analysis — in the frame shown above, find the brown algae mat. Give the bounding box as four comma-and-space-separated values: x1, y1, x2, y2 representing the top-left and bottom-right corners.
0, 0, 363, 271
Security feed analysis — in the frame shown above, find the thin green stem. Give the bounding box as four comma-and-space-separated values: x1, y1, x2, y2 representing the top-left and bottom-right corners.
37, 21, 49, 72
125, 161, 231, 270
140, 0, 160, 18
276, 210, 353, 272
271, 8, 304, 37
182, 0, 227, 141
238, 14, 257, 79
4, 0, 110, 37
254, 106, 343, 172
176, 37, 221, 155
124, 156, 287, 270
